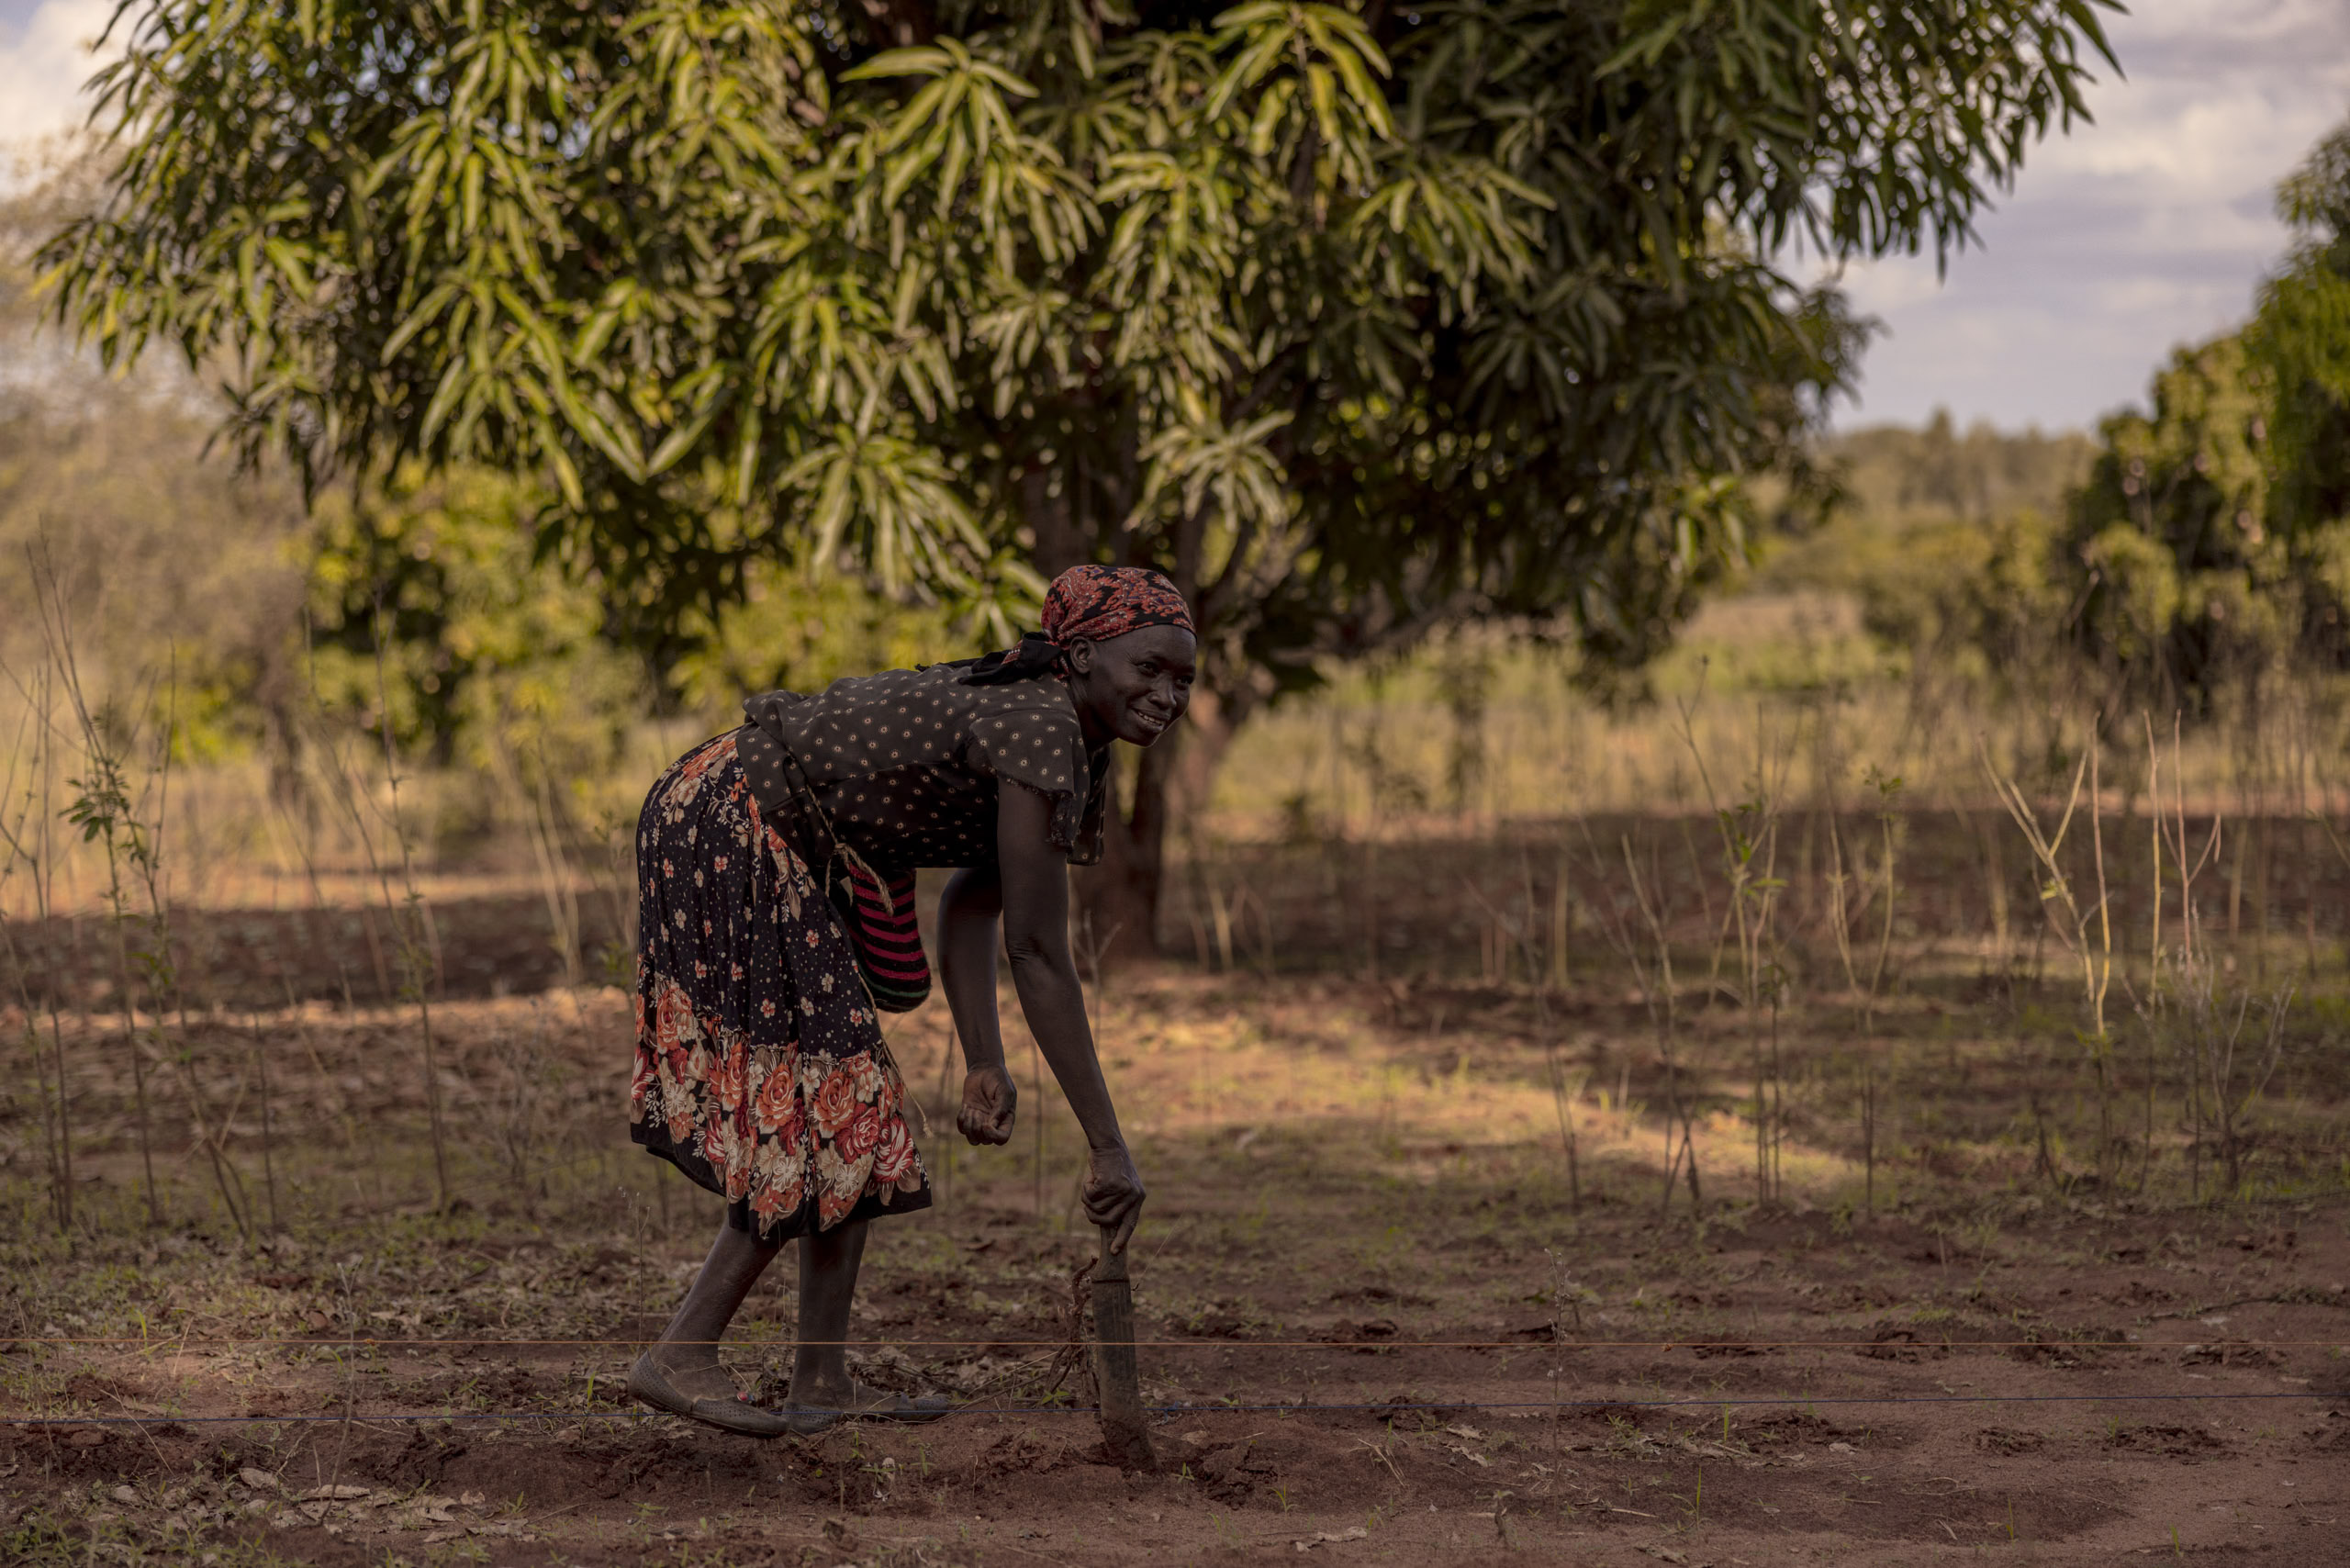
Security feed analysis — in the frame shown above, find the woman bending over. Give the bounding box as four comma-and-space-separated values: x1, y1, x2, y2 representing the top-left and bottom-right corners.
624, 566, 1195, 1436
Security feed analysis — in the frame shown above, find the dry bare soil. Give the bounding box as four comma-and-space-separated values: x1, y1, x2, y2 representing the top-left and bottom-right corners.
4, 958, 2347, 1567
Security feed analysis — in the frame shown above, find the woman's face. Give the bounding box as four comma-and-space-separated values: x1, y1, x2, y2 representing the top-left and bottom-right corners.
1066, 625, 1197, 747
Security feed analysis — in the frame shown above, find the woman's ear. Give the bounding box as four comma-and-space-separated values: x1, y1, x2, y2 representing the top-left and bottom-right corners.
1062, 636, 1096, 677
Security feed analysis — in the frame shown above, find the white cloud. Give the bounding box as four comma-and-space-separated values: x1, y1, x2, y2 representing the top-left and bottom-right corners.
1834, 0, 2350, 432
0, 0, 121, 151
1836, 258, 1946, 315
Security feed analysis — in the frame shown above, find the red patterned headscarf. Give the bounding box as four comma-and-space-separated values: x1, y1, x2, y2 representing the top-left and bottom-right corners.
1041, 565, 1194, 644
962, 566, 1194, 685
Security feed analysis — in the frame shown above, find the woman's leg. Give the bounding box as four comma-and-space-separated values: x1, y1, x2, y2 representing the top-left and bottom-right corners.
643, 1214, 784, 1400
789, 1218, 868, 1406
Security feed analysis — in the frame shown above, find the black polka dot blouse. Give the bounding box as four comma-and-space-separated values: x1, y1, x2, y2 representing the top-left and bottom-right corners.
736, 666, 1110, 876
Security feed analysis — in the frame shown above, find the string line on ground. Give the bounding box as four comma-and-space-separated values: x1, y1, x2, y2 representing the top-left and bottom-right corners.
6, 1390, 2342, 1428
16, 1337, 2345, 1350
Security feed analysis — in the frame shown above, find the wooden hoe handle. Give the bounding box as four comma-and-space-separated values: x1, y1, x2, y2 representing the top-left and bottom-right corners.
1091, 1224, 1157, 1472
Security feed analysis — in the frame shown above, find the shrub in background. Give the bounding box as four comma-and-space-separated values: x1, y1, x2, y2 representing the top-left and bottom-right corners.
2057, 115, 2350, 720
2247, 116, 2350, 668
305, 464, 646, 848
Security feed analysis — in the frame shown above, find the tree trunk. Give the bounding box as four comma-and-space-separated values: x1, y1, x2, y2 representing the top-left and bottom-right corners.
1084, 744, 1169, 965
1080, 682, 1248, 965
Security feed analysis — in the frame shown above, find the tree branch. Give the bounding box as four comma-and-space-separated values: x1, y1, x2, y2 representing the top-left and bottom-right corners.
849, 0, 935, 50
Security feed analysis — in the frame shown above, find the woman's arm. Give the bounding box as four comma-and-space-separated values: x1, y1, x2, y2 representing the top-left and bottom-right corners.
994, 782, 1145, 1251
937, 864, 1017, 1146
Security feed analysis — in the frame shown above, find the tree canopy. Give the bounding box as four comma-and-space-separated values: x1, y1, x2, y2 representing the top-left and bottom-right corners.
41, 0, 2123, 934
47, 0, 2117, 647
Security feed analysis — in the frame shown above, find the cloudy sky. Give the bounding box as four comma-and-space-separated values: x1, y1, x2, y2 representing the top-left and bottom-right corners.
0, 0, 114, 151
5, 0, 2347, 433
1831, 0, 2350, 432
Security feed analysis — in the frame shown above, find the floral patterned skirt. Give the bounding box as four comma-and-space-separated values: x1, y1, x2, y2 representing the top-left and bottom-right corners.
629, 731, 931, 1239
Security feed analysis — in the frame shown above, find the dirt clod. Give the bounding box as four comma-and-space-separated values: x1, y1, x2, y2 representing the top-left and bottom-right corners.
1974, 1427, 2046, 1455
2179, 1338, 2284, 1368
373, 1428, 468, 1488
2105, 1424, 2225, 1458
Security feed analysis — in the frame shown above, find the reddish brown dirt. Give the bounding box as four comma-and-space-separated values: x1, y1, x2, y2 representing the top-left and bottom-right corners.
5, 957, 2347, 1563
6, 1215, 2346, 1568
